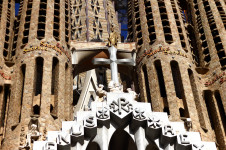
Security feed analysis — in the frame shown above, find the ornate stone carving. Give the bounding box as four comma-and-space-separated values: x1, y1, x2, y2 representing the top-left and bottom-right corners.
96, 84, 107, 98
108, 27, 118, 47
109, 98, 133, 115
71, 124, 82, 136
163, 124, 175, 136
96, 106, 109, 119
84, 116, 95, 128
56, 132, 70, 145
148, 116, 161, 129
180, 134, 190, 144
133, 108, 145, 120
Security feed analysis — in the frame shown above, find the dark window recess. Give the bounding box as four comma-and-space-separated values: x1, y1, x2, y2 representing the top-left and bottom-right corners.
193, 0, 211, 66
1, 85, 10, 131
187, 25, 199, 65
214, 1, 226, 29
203, 90, 223, 146
214, 91, 226, 135
170, 61, 184, 99
35, 57, 44, 96
142, 65, 151, 103
19, 65, 26, 122
54, 0, 60, 41
202, 0, 225, 69
144, 0, 156, 44
170, 0, 186, 50
21, 0, 32, 47
3, 0, 12, 61
170, 61, 189, 118
50, 57, 59, 118
0, 1, 3, 21
157, 0, 173, 44
163, 107, 170, 115
188, 69, 205, 127
37, 0, 47, 40
134, 1, 143, 47
154, 60, 166, 98
65, 0, 69, 47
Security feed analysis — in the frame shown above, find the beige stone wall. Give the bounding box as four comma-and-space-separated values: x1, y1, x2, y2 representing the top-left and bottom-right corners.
129, 0, 226, 149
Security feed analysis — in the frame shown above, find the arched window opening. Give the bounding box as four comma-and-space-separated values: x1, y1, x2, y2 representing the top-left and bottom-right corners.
37, 0, 47, 40
35, 57, 44, 96
142, 65, 151, 103
154, 60, 168, 112
170, 61, 184, 99
170, 61, 189, 118
154, 60, 166, 98
86, 142, 100, 150
50, 57, 59, 118
109, 128, 137, 150
19, 64, 26, 122
203, 90, 224, 147
33, 57, 44, 115
214, 91, 226, 134
1, 85, 10, 136
188, 69, 204, 127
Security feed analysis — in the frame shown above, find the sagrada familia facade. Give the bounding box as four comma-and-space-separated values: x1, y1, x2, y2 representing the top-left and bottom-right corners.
0, 0, 225, 149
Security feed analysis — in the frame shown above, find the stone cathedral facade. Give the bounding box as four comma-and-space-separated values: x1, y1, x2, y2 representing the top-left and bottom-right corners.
0, 0, 225, 150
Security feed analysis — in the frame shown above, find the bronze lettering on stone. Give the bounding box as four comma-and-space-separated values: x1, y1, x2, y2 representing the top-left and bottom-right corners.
0, 71, 11, 80
205, 72, 225, 87
23, 42, 71, 60
136, 47, 188, 64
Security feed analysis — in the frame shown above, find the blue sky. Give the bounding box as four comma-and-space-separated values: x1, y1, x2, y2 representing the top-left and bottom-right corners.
15, 3, 20, 16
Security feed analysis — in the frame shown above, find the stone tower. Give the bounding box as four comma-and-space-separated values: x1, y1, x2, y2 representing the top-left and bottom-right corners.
128, 0, 226, 149
0, 0, 16, 147
188, 0, 226, 148
71, 0, 121, 42
2, 0, 73, 149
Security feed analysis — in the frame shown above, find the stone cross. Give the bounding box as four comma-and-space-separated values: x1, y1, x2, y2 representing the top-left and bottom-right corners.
93, 46, 135, 85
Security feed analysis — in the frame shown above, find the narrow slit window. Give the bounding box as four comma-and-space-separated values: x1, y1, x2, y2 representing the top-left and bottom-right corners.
170, 61, 189, 118
19, 64, 26, 122
142, 65, 151, 103
50, 57, 59, 118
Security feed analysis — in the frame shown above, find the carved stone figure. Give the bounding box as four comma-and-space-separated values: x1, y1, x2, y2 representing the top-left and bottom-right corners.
96, 84, 107, 98
108, 26, 118, 47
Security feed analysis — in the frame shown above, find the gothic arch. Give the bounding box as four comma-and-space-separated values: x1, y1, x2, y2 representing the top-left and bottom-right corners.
86, 141, 101, 150
108, 128, 137, 150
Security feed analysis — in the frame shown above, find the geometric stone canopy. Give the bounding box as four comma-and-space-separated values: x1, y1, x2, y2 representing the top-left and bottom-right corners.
33, 91, 217, 150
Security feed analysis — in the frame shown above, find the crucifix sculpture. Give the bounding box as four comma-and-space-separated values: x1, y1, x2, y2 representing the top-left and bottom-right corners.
93, 46, 135, 85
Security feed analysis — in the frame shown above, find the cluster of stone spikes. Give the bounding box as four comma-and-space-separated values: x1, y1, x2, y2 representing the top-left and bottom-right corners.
33, 92, 217, 150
